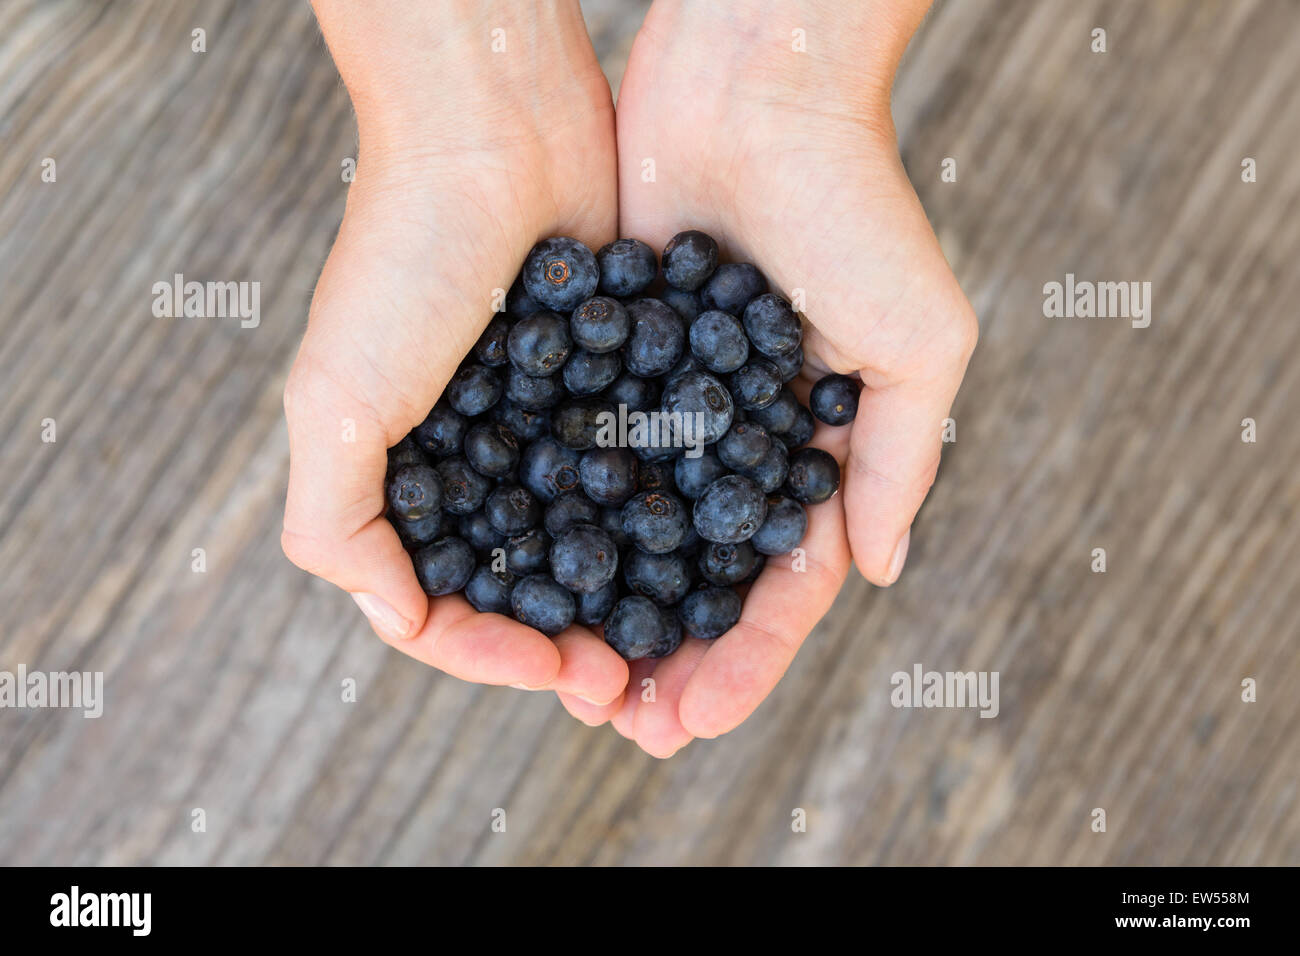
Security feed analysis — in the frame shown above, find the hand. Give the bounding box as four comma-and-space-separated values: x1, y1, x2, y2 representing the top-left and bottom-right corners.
567, 0, 977, 755
282, 1, 628, 705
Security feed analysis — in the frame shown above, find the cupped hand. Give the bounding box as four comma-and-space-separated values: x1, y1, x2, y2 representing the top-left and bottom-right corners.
564, 0, 977, 755
283, 1, 628, 705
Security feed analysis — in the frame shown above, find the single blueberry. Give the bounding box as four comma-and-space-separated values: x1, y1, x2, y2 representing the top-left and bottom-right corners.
623, 550, 692, 606
446, 364, 502, 417
549, 523, 619, 594
387, 435, 427, 477
623, 298, 686, 377
679, 586, 743, 640
660, 285, 704, 323
436, 456, 491, 515
391, 509, 442, 549
604, 596, 673, 660
386, 463, 442, 520
777, 406, 817, 450
505, 527, 551, 575
544, 491, 601, 538
485, 484, 541, 535
747, 386, 799, 434
463, 422, 520, 479
742, 293, 802, 358
465, 565, 516, 614
490, 400, 550, 443
412, 536, 475, 596
649, 607, 684, 658
660, 369, 734, 446
505, 366, 563, 410
579, 446, 639, 506
740, 440, 789, 493
571, 295, 631, 353
621, 491, 691, 554
459, 510, 506, 556
717, 421, 773, 471
661, 230, 719, 291
728, 358, 783, 410
563, 348, 622, 396
412, 402, 466, 458
750, 495, 808, 555
474, 315, 512, 367
508, 311, 572, 377
786, 447, 841, 504
675, 447, 728, 499
689, 309, 749, 374
519, 437, 583, 502
511, 572, 576, 636
602, 370, 660, 413
596, 239, 658, 298
700, 262, 767, 314
522, 236, 599, 312
698, 540, 759, 586
692, 474, 767, 544
810, 373, 861, 426
575, 579, 619, 627
552, 398, 615, 450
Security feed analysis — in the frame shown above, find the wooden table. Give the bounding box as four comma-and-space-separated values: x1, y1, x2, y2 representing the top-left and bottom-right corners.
0, 0, 1295, 865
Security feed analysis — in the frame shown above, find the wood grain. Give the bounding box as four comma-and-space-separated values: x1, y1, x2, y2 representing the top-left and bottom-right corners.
0, 0, 1296, 865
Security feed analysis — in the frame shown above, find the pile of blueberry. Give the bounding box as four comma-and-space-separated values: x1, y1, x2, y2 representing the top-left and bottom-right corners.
384, 232, 858, 660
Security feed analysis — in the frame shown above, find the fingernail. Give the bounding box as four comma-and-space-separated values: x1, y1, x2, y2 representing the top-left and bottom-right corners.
352, 592, 412, 640
884, 529, 910, 586
510, 682, 550, 691
577, 694, 617, 707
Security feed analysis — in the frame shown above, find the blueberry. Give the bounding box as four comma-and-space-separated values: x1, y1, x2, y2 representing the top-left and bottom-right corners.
771, 346, 804, 383
519, 437, 582, 502
717, 421, 772, 471
689, 309, 749, 374
623, 298, 686, 377
747, 386, 799, 434
436, 456, 491, 515
596, 239, 658, 298
544, 491, 600, 537
412, 536, 475, 596
552, 398, 614, 450
786, 447, 841, 504
701, 262, 767, 314
751, 495, 807, 555
660, 370, 734, 446
521, 236, 599, 313
391, 509, 442, 549
810, 373, 860, 426
602, 371, 660, 413
459, 510, 506, 556
743, 293, 802, 358
636, 460, 675, 494
777, 406, 817, 450
698, 540, 758, 586
661, 230, 719, 291
511, 573, 575, 636
621, 491, 691, 554
490, 400, 550, 443
579, 446, 639, 505
693, 474, 767, 544
508, 311, 572, 377
674, 447, 728, 499
597, 506, 632, 550
660, 285, 704, 323
485, 484, 541, 535
562, 348, 621, 396
575, 579, 619, 626
387, 435, 428, 476
446, 364, 502, 416
505, 527, 551, 575
474, 315, 512, 367
505, 366, 563, 410
623, 549, 692, 606
412, 402, 466, 458
676, 524, 703, 557
570, 295, 631, 354
463, 422, 520, 479
465, 565, 516, 614
386, 463, 442, 520
741, 440, 789, 493
649, 607, 684, 658
728, 358, 783, 410
506, 275, 542, 318
631, 438, 682, 463
604, 596, 674, 660
549, 523, 619, 594
679, 586, 742, 640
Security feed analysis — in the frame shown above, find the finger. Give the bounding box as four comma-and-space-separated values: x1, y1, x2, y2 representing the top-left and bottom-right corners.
556, 691, 625, 727
379, 593, 562, 687
631, 637, 710, 758
844, 334, 972, 586
532, 627, 630, 705
678, 486, 850, 740
610, 659, 656, 740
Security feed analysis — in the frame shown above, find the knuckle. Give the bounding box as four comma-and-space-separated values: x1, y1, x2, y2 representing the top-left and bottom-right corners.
280, 526, 328, 577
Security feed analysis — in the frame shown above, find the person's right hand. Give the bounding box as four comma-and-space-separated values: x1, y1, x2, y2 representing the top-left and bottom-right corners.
282, 1, 628, 705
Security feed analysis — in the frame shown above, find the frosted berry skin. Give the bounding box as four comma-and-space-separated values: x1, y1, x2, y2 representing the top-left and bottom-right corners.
750, 495, 808, 555
413, 401, 466, 457
474, 315, 511, 367
786, 447, 841, 504
692, 474, 768, 545
701, 262, 767, 314
510, 573, 575, 636
571, 295, 631, 354
680, 586, 742, 640
386, 463, 443, 520
698, 540, 758, 586
623, 298, 686, 377
459, 510, 506, 556
660, 370, 735, 446
623, 549, 692, 606
563, 348, 622, 395
596, 239, 658, 298
717, 421, 772, 472
728, 358, 783, 410
543, 491, 600, 538
508, 311, 572, 377
742, 293, 803, 358
485, 484, 541, 535
436, 456, 491, 515
505, 366, 564, 411
413, 536, 475, 596
522, 236, 599, 312
579, 446, 639, 506
446, 364, 502, 417
465, 565, 516, 614
505, 528, 551, 576
689, 309, 750, 374
648, 607, 684, 658
575, 579, 618, 626
674, 447, 728, 499
463, 422, 520, 479
662, 230, 719, 291
603, 596, 665, 660
621, 491, 691, 554
519, 437, 582, 502
810, 373, 861, 426
549, 524, 619, 594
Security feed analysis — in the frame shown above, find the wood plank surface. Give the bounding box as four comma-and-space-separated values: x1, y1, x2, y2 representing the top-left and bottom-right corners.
0, 0, 1296, 865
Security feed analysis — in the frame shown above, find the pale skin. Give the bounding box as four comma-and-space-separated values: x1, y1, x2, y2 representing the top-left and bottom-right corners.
285, 0, 976, 757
